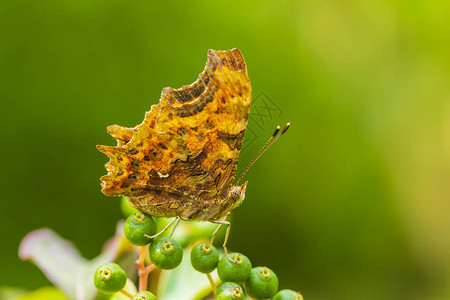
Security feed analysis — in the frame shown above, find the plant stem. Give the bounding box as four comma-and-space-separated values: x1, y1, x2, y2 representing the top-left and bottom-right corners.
120, 289, 133, 298
139, 270, 149, 292
206, 273, 216, 294
136, 245, 149, 291
137, 245, 146, 273
142, 264, 157, 275
135, 245, 157, 292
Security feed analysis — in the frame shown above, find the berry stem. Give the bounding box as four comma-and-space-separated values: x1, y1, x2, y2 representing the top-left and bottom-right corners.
120, 289, 133, 298
136, 245, 151, 291
139, 269, 149, 292
142, 264, 157, 276
135, 245, 146, 271
206, 272, 217, 294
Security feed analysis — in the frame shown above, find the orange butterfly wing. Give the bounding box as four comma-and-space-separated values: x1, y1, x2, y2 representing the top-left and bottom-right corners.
97, 49, 251, 220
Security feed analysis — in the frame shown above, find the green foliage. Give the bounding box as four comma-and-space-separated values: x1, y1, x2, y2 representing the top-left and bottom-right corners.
20, 220, 248, 299
0, 286, 67, 300
19, 219, 304, 299
16, 287, 67, 300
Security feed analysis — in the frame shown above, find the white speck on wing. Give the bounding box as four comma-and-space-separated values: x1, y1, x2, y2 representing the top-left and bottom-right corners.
157, 172, 170, 178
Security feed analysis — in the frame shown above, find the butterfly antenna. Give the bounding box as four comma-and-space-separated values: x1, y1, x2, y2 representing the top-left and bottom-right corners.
236, 123, 290, 185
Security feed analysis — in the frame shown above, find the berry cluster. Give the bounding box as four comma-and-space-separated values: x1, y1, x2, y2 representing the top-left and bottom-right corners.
93, 211, 303, 300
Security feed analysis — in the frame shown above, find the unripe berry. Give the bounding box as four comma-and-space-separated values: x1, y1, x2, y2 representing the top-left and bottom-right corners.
217, 252, 251, 283
215, 282, 245, 300
132, 291, 157, 300
273, 289, 303, 300
190, 242, 219, 273
124, 212, 157, 246
93, 263, 127, 294
149, 237, 183, 269
244, 266, 278, 299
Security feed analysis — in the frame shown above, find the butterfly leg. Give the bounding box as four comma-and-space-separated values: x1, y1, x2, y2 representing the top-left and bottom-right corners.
145, 216, 180, 239
210, 217, 231, 257
168, 216, 181, 238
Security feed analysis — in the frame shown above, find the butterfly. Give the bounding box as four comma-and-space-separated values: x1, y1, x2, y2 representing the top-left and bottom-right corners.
97, 49, 253, 222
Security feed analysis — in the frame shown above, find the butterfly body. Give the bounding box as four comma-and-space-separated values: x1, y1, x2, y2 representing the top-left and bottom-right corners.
97, 49, 252, 221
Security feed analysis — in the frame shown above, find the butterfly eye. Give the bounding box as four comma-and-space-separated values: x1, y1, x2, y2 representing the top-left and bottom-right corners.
230, 186, 241, 201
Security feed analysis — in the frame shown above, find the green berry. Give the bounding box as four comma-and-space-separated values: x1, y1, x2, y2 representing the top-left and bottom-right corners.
124, 212, 157, 246
190, 242, 219, 273
132, 291, 157, 300
93, 263, 127, 294
244, 266, 278, 299
217, 252, 252, 283
149, 237, 183, 269
273, 289, 303, 300
215, 282, 245, 300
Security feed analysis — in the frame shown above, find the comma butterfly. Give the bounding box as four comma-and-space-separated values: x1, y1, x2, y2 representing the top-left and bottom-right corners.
98, 49, 252, 221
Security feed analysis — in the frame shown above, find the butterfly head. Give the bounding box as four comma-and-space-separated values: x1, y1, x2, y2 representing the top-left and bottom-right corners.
229, 181, 248, 210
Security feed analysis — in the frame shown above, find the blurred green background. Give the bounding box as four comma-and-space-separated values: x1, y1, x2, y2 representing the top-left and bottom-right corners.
1, 0, 450, 299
